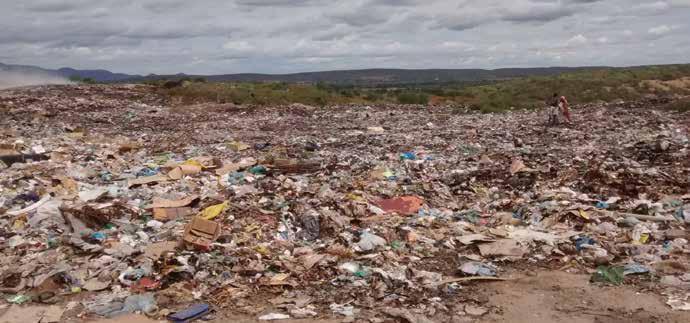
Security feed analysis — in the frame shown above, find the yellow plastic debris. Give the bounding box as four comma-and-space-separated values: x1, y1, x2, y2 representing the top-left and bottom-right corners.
228, 141, 250, 152
578, 209, 590, 220
346, 193, 365, 202
199, 201, 229, 220
254, 245, 270, 255
182, 159, 204, 168
12, 217, 27, 230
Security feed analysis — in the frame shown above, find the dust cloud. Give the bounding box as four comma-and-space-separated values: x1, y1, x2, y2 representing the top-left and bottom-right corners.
0, 70, 72, 90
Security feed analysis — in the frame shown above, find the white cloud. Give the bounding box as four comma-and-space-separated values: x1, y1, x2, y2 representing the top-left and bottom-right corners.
567, 34, 588, 46
222, 40, 254, 52
631, 1, 671, 14
441, 41, 473, 50
0, 0, 688, 74
648, 24, 672, 35
668, 0, 690, 7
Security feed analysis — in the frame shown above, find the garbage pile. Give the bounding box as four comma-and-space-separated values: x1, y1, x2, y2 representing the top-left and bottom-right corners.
1, 84, 689, 321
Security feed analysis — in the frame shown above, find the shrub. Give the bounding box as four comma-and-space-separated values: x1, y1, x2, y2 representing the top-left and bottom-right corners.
397, 92, 429, 104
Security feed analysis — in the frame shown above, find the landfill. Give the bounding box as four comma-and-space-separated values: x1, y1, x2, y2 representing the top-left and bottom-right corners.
0, 84, 689, 321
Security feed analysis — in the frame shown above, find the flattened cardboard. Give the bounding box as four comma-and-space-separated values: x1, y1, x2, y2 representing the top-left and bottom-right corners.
179, 164, 202, 175
167, 167, 183, 180
215, 157, 257, 176
127, 174, 169, 187
167, 165, 202, 180
153, 207, 194, 221
149, 195, 199, 209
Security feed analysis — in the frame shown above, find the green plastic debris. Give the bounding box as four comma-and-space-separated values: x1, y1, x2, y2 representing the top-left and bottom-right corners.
249, 165, 267, 175
456, 210, 480, 224
354, 270, 368, 278
666, 200, 683, 208
46, 236, 59, 249
390, 240, 404, 250
153, 153, 173, 165
674, 207, 686, 221
591, 266, 625, 285
6, 294, 31, 304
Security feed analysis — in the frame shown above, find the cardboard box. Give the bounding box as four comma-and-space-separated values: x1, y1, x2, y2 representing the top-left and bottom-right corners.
183, 217, 221, 250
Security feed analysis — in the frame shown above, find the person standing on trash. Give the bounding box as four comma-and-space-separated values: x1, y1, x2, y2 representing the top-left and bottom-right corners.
559, 95, 571, 124
546, 93, 560, 126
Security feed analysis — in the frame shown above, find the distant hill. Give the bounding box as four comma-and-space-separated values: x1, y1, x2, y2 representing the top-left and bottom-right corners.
2, 61, 603, 85
139, 67, 603, 85
56, 67, 138, 82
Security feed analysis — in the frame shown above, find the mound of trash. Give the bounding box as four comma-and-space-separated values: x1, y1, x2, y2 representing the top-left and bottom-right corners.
1, 85, 689, 321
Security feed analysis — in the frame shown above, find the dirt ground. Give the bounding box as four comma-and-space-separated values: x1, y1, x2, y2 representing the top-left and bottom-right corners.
84, 267, 690, 323
479, 270, 689, 323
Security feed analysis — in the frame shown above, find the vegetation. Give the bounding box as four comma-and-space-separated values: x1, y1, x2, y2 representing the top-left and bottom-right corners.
161, 82, 351, 106
456, 64, 690, 112
69, 75, 96, 84
662, 98, 690, 112
395, 91, 429, 104
156, 64, 690, 112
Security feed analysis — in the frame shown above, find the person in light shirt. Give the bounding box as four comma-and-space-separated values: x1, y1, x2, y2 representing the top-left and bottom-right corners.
559, 95, 572, 124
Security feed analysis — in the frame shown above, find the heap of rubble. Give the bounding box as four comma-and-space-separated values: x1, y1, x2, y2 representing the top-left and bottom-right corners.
1, 84, 689, 321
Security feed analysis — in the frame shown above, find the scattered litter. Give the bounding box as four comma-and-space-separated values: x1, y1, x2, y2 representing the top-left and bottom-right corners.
464, 304, 489, 316
153, 207, 193, 222
478, 239, 527, 258
330, 303, 357, 317
84, 278, 111, 291
197, 201, 228, 220
457, 234, 495, 245
183, 217, 221, 250
168, 303, 211, 322
591, 266, 625, 285
289, 307, 318, 318
258, 313, 291, 320
355, 231, 387, 252
149, 195, 199, 208
1, 85, 688, 320
667, 294, 690, 311
375, 196, 424, 215
509, 159, 527, 175
6, 294, 31, 304
367, 126, 385, 134
93, 293, 158, 318
460, 261, 498, 277
622, 263, 650, 276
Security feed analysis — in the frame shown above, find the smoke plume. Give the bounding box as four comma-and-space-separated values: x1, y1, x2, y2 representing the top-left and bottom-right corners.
0, 70, 72, 90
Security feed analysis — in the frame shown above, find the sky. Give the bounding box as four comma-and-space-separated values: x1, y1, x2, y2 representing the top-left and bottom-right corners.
1, 0, 689, 75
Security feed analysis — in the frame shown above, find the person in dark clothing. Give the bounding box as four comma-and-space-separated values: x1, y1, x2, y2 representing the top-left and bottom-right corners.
546, 93, 560, 125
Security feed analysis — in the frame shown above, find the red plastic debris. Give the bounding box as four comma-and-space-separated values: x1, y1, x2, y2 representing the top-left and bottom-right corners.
375, 196, 424, 215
